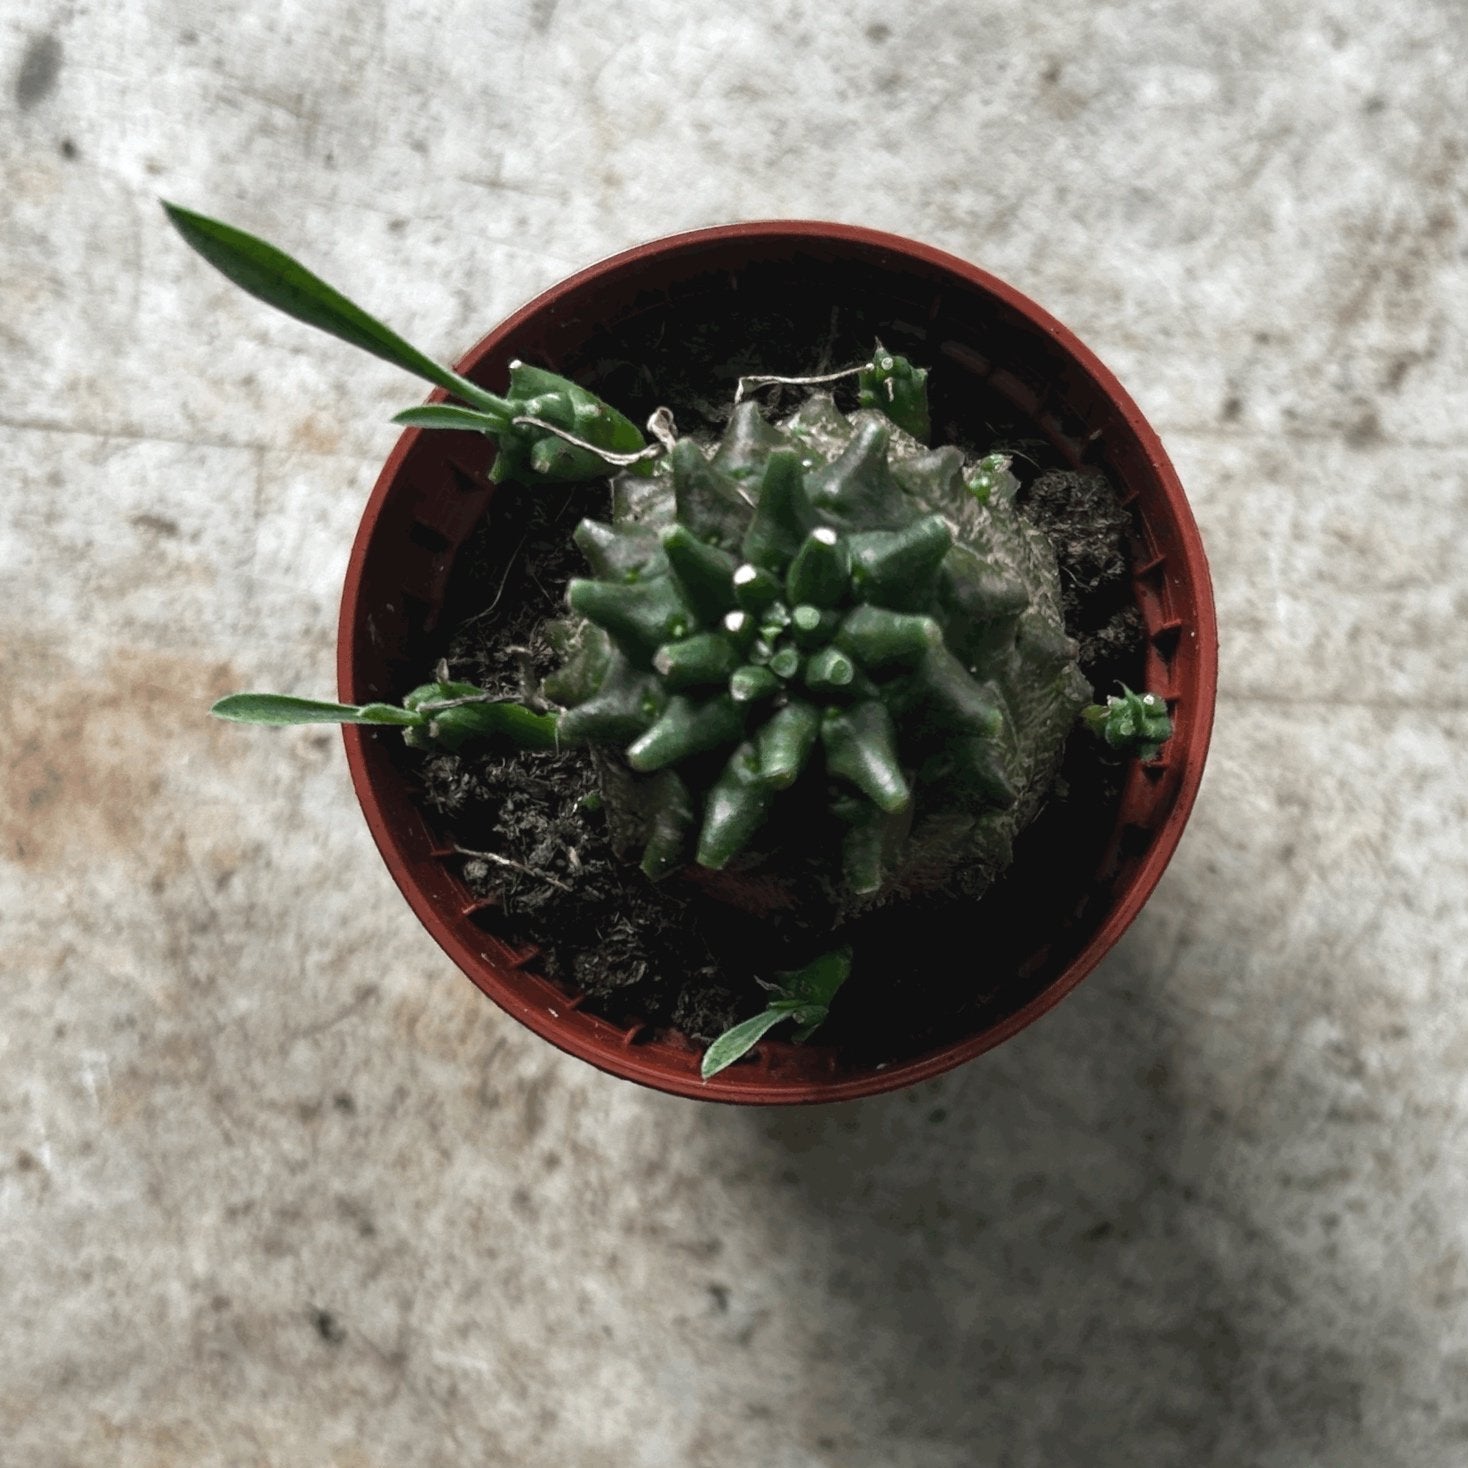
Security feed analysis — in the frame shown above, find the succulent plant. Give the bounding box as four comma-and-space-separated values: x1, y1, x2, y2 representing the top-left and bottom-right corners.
171, 204, 1163, 918
542, 384, 1091, 906
1083, 685, 1174, 762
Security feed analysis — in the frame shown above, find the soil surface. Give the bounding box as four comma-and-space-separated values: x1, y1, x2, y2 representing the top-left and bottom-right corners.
417, 423, 1146, 1060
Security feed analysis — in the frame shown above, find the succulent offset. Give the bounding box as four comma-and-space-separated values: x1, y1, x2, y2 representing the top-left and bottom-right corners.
1083, 684, 1174, 762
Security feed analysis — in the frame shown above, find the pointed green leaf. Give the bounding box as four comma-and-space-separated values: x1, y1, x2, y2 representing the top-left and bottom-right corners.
729, 665, 781, 704
756, 700, 820, 788
848, 514, 953, 607
741, 449, 813, 572
835, 606, 942, 668
640, 771, 696, 881
785, 527, 851, 608
556, 651, 665, 744
652, 633, 739, 690
392, 403, 510, 433
776, 947, 852, 1008
162, 201, 507, 414
575, 519, 661, 583
700, 1006, 795, 1080
210, 693, 418, 727
626, 695, 742, 773
805, 419, 911, 530
660, 524, 739, 622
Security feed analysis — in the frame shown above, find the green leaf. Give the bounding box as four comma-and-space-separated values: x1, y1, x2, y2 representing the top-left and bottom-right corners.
776, 947, 852, 1009
700, 1007, 796, 1080
391, 403, 510, 433
161, 201, 508, 415
700, 948, 854, 1077
425, 700, 562, 753
210, 693, 418, 726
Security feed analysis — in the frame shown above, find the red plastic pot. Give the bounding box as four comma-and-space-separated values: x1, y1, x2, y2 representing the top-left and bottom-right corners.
338, 222, 1217, 1105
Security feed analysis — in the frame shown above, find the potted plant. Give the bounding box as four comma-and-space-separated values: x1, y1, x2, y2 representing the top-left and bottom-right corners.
167, 206, 1217, 1104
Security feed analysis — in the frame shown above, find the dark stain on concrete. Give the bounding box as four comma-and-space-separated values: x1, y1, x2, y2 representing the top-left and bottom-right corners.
130, 512, 180, 538
1344, 405, 1383, 447
1142, 1058, 1172, 1092
14, 34, 63, 110
27, 763, 62, 810
311, 1307, 346, 1345
865, 22, 891, 43
519, 1072, 550, 1141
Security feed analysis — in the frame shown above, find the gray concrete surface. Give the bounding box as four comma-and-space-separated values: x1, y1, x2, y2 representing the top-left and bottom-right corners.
3, 2, 1465, 1464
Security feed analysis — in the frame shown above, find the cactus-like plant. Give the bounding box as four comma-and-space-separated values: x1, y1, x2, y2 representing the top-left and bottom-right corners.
545, 384, 1091, 904
169, 204, 1167, 930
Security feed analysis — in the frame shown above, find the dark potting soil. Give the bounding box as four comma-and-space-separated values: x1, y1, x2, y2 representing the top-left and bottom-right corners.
417, 439, 1145, 1062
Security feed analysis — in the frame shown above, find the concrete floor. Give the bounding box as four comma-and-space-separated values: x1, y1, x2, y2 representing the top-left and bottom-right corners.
3, 1, 1466, 1463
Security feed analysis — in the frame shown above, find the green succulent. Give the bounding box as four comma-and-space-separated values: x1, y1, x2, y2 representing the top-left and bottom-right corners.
1083, 684, 1173, 762
172, 203, 1185, 1071
543, 388, 1091, 903
171, 203, 1168, 917
857, 340, 930, 442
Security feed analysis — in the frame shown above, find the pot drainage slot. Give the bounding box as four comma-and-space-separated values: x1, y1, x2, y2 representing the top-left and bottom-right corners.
1150, 619, 1184, 660
409, 520, 451, 554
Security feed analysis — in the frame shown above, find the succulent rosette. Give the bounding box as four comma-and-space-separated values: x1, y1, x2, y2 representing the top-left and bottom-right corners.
544, 384, 1090, 905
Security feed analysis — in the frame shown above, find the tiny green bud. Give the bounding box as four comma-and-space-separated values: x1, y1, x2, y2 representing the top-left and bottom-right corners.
1083, 684, 1173, 761
857, 340, 931, 443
